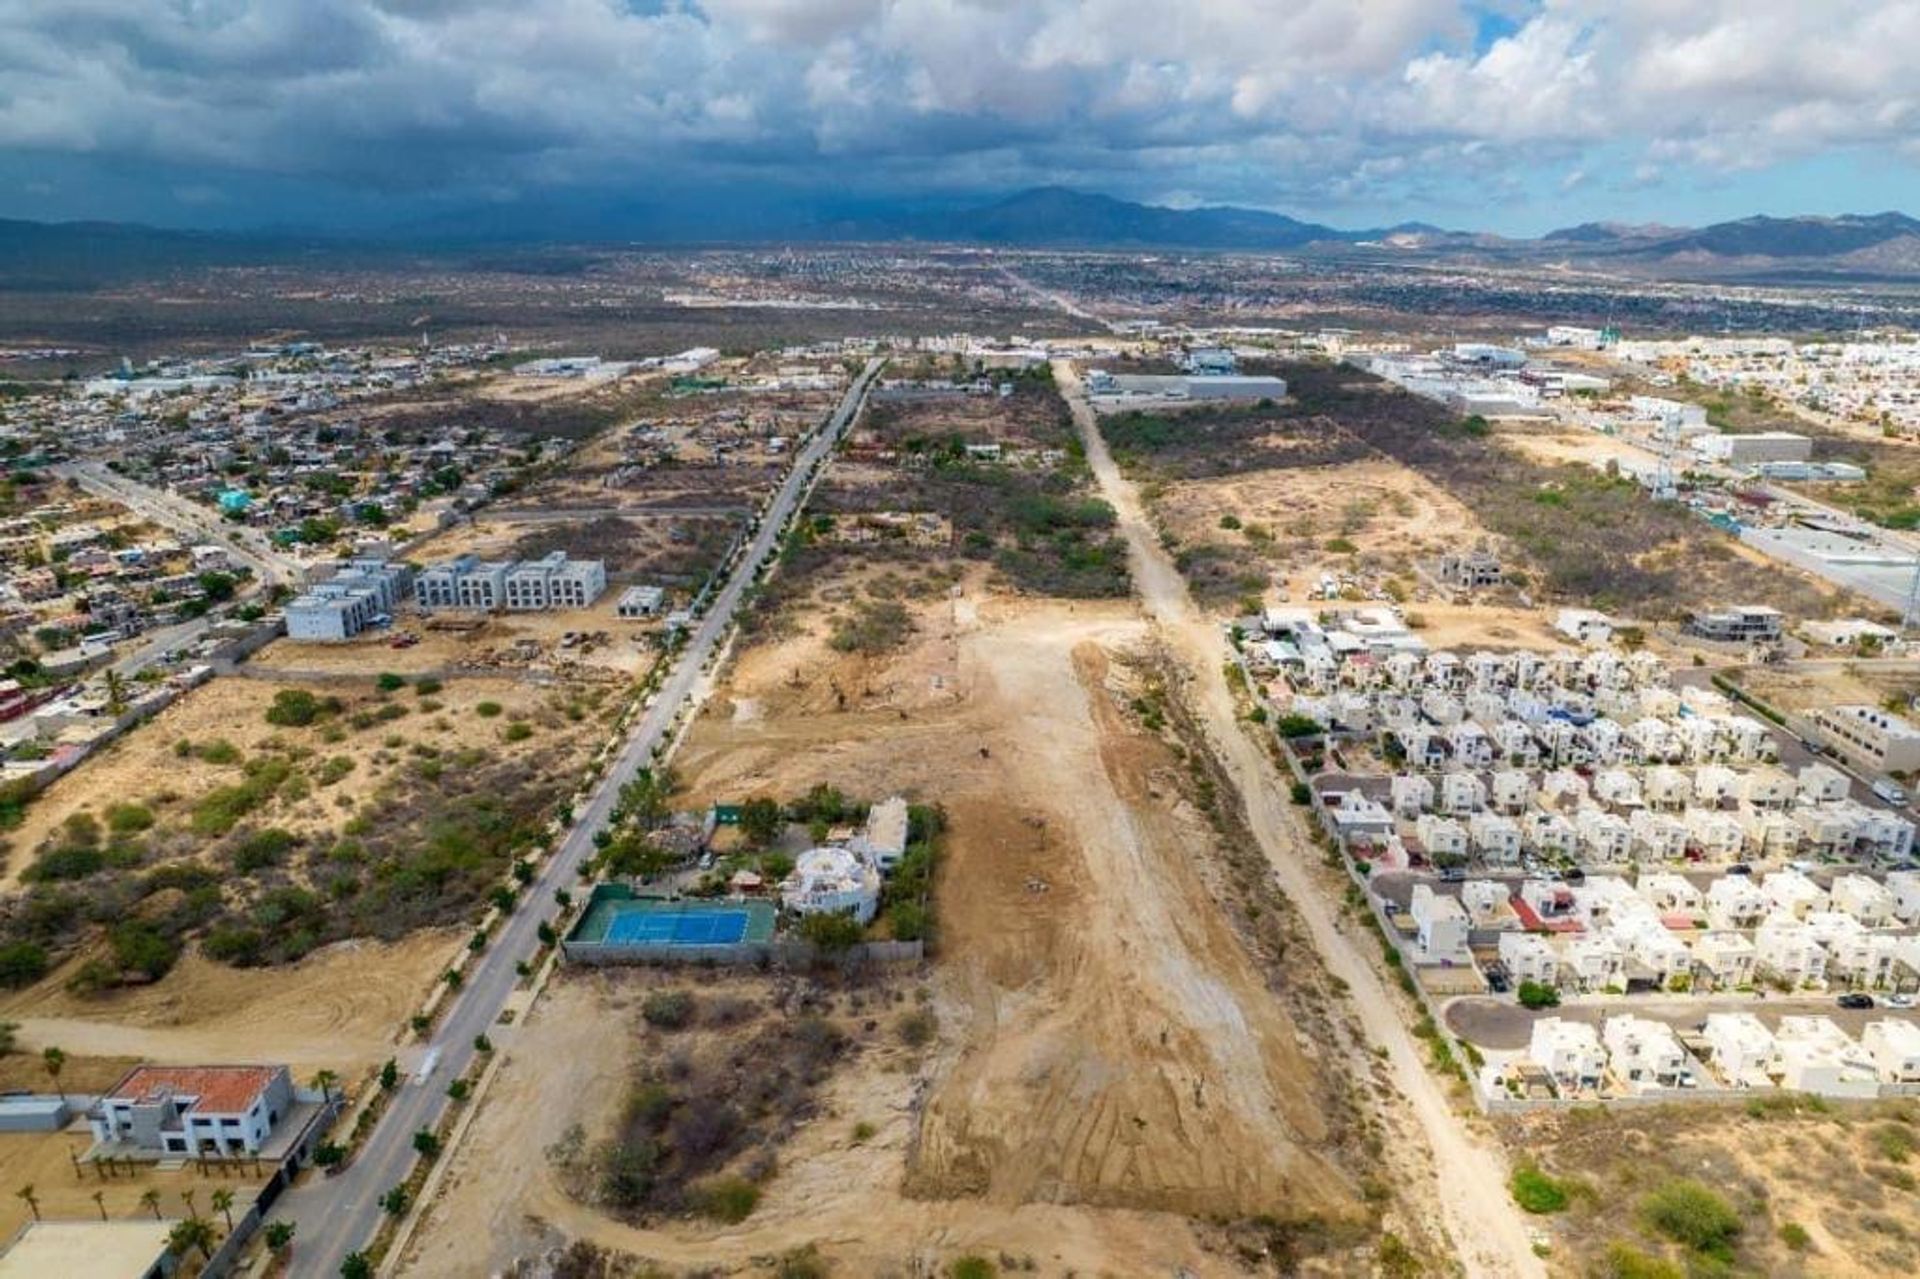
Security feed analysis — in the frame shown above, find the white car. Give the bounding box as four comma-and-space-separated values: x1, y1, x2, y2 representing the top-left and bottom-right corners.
1887, 994, 1916, 1010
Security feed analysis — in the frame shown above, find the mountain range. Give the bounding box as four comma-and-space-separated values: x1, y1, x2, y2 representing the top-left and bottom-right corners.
6, 189, 1920, 283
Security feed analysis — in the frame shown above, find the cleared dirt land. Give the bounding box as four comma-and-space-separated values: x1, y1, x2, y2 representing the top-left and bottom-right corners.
401, 585, 1402, 1275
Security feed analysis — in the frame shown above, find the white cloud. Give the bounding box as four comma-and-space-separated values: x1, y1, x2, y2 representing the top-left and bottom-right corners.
0, 0, 1917, 215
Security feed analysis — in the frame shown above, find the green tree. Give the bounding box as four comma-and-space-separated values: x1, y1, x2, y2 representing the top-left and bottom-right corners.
140, 1188, 162, 1219
1516, 981, 1560, 1010
1640, 1179, 1742, 1261
342, 1251, 374, 1279
264, 1220, 296, 1255
211, 1186, 236, 1232
40, 1046, 65, 1100
739, 796, 783, 845
798, 910, 864, 953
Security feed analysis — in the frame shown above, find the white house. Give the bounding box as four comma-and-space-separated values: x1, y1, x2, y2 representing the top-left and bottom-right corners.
1684, 808, 1747, 862
1593, 769, 1645, 808
1775, 1016, 1879, 1098
1888, 870, 1920, 925
1638, 873, 1703, 916
1797, 763, 1850, 804
1390, 774, 1435, 817
1562, 935, 1627, 992
1705, 876, 1769, 930
1576, 808, 1634, 863
1410, 884, 1471, 962
1692, 764, 1739, 805
1830, 874, 1899, 928
1461, 879, 1514, 927
1490, 769, 1532, 814
89, 1065, 295, 1157
1738, 767, 1797, 809
1692, 930, 1757, 991
1439, 773, 1486, 816
1603, 1014, 1692, 1091
1414, 814, 1469, 863
1529, 1018, 1607, 1093
1761, 869, 1828, 920
1467, 812, 1524, 865
1703, 1012, 1778, 1086
1554, 608, 1614, 646
1524, 811, 1579, 859
1629, 809, 1689, 862
1644, 766, 1693, 810
781, 847, 882, 925
1499, 932, 1560, 987
1756, 914, 1828, 988
1862, 1019, 1920, 1084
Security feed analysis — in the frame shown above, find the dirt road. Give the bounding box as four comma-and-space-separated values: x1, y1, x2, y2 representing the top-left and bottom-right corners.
1057, 360, 1546, 1277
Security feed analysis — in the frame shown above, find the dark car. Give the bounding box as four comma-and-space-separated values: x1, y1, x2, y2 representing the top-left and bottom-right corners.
1838, 993, 1875, 1011
1561, 866, 1586, 884
1727, 863, 1753, 876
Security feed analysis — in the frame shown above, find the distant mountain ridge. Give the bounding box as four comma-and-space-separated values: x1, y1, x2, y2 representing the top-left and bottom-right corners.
5, 191, 1920, 283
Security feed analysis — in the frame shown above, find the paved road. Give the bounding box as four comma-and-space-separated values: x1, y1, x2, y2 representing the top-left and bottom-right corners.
1057, 359, 1545, 1277
274, 356, 882, 1278
1446, 993, 1916, 1051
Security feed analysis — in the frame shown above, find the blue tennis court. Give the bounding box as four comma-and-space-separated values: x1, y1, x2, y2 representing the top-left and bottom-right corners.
604, 904, 751, 945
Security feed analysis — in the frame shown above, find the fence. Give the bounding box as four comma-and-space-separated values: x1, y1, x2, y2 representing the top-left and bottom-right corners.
563, 937, 923, 967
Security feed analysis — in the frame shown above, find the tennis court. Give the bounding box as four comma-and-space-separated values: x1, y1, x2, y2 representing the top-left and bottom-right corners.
569, 888, 778, 952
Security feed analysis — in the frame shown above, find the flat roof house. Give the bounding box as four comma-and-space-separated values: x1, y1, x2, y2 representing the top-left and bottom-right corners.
1703, 1012, 1778, 1086
1810, 703, 1920, 775
1603, 1014, 1691, 1092
1863, 1018, 1920, 1084
90, 1064, 292, 1157
1528, 1018, 1606, 1093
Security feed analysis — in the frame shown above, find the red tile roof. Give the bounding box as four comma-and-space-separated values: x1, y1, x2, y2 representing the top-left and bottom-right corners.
106, 1066, 277, 1116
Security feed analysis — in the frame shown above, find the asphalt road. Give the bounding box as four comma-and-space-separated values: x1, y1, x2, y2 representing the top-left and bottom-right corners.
274, 356, 882, 1278
1446, 992, 1916, 1051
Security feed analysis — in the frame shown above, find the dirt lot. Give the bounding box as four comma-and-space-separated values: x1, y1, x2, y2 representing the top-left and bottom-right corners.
0, 1114, 272, 1244
1492, 423, 1665, 472
406, 510, 736, 585
1737, 661, 1920, 719
1503, 1098, 1920, 1277
0, 931, 454, 1077
401, 585, 1388, 1275
251, 604, 663, 680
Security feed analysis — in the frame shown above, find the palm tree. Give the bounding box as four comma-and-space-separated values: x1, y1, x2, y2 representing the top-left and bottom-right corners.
179, 1187, 197, 1219
167, 1215, 216, 1261
211, 1186, 235, 1233
105, 669, 128, 715
91, 1189, 106, 1221
14, 1184, 37, 1222
140, 1187, 162, 1220
41, 1046, 65, 1101
311, 1069, 339, 1104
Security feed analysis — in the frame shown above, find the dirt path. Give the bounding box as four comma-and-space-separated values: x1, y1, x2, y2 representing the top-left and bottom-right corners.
1058, 360, 1546, 1277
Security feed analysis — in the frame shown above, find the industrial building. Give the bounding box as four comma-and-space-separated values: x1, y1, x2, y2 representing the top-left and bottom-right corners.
1695, 432, 1814, 466
1084, 370, 1286, 402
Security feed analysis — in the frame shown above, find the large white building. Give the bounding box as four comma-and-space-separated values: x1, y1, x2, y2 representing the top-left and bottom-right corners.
780, 847, 881, 926
1811, 703, 1920, 775
89, 1064, 294, 1157
284, 556, 411, 642
416, 552, 606, 613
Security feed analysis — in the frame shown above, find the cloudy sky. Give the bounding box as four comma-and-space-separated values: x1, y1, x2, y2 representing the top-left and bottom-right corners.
4, 0, 1919, 235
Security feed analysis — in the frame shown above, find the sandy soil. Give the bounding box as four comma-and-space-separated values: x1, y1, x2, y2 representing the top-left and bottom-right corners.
0, 930, 458, 1078
401, 585, 1362, 1274
1494, 425, 1663, 472
0, 1118, 271, 1243
250, 603, 659, 679
1156, 457, 1495, 568
1738, 660, 1920, 718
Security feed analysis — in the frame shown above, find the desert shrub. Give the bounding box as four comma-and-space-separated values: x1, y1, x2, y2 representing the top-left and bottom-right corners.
641, 990, 696, 1030
1640, 1179, 1741, 1261
195, 738, 241, 765
265, 689, 339, 727
1510, 1164, 1569, 1213
316, 756, 355, 786
898, 1008, 937, 1048
948, 1258, 995, 1279
503, 721, 534, 743
774, 1245, 831, 1279
233, 827, 296, 873
414, 678, 443, 696
689, 1174, 759, 1223
798, 910, 863, 952
828, 600, 913, 654
375, 672, 406, 692
475, 701, 503, 718
0, 941, 48, 988
1778, 1222, 1811, 1252
105, 803, 154, 834
1602, 1243, 1683, 1279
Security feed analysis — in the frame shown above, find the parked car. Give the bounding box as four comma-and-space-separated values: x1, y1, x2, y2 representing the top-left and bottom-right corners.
1727, 863, 1753, 876
1887, 994, 1916, 1010
1838, 993, 1876, 1010
1873, 779, 1909, 806
1561, 866, 1587, 885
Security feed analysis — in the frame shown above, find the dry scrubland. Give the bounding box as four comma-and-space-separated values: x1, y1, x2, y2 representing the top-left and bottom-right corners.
401, 368, 1444, 1274
1113, 360, 1853, 621
1504, 1097, 1920, 1277
0, 670, 607, 1012
403, 584, 1438, 1275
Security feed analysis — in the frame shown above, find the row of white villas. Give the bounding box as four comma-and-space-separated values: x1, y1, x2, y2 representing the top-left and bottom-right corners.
1524, 1013, 1920, 1099
1491, 869, 1920, 993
